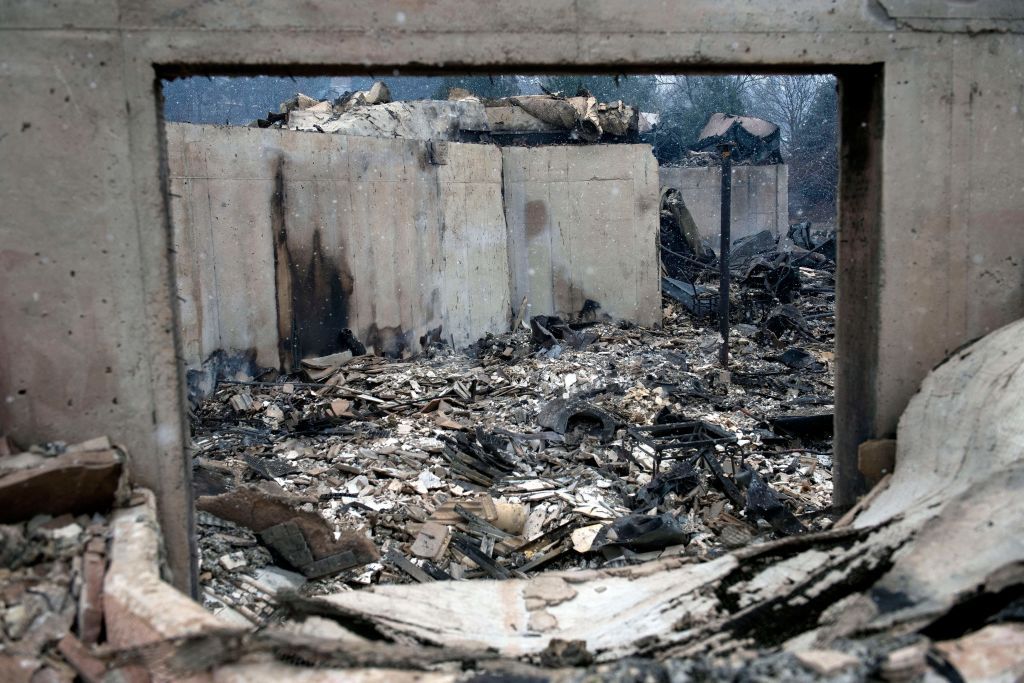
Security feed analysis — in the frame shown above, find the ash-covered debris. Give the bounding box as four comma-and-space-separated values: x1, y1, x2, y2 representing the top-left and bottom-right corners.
251, 79, 648, 145
0, 437, 124, 682
190, 250, 836, 616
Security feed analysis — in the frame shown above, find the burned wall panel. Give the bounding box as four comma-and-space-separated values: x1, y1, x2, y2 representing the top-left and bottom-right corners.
167, 123, 285, 370
502, 145, 661, 326
166, 125, 221, 368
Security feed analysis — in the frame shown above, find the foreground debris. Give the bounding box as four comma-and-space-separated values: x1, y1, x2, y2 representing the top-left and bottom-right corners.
0, 437, 124, 683
131, 316, 1024, 682
4, 277, 1022, 683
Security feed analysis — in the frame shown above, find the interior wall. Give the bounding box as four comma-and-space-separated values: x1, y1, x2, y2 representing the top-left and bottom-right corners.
437, 142, 514, 350
166, 123, 278, 369
503, 144, 661, 326
166, 123, 511, 370
169, 124, 658, 370
660, 165, 789, 245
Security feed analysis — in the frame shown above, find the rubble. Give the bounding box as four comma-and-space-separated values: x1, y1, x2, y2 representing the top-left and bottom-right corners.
0, 443, 124, 523
254, 80, 645, 144
692, 112, 785, 165
491, 94, 640, 142
196, 484, 379, 577
188, 243, 839, 618
288, 98, 488, 141
2, 293, 1016, 683
0, 438, 121, 683
280, 309, 1024, 673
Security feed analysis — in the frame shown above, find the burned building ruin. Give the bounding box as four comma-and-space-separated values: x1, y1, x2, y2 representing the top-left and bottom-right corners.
2, 2, 1024, 682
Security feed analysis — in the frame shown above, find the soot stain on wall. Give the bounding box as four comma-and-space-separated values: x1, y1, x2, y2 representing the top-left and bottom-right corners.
364, 324, 415, 358
525, 200, 548, 240
292, 228, 355, 359
271, 154, 356, 366
270, 155, 296, 370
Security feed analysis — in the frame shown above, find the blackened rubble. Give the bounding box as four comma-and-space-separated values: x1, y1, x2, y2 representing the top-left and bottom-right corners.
0, 437, 124, 682
190, 247, 836, 623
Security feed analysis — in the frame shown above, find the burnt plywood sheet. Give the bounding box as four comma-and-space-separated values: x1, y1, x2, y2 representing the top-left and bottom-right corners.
502, 145, 661, 326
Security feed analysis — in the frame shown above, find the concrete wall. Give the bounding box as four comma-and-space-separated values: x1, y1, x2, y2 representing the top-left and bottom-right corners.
169, 125, 657, 369
167, 124, 278, 369
3, 0, 1024, 590
166, 123, 511, 369
660, 165, 789, 245
503, 145, 661, 326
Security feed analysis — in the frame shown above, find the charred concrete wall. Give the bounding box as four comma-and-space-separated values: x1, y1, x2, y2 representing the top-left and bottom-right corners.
659, 165, 789, 245
3, 1, 1024, 589
503, 145, 661, 326
166, 123, 511, 370
168, 125, 656, 372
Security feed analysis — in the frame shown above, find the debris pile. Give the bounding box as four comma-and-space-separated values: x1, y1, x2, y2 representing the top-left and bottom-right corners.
480, 92, 642, 142
281, 314, 1024, 681
7, 311, 1014, 683
251, 80, 646, 144
190, 256, 836, 620
659, 175, 836, 341
0, 437, 125, 683
691, 112, 784, 165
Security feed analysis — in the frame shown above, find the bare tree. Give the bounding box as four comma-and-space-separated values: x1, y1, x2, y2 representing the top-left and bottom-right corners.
650, 76, 758, 161
747, 75, 827, 152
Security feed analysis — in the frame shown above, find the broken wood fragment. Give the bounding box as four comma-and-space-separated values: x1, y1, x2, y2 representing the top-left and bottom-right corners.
0, 449, 123, 523
197, 485, 378, 576
410, 521, 451, 561
385, 549, 436, 584
743, 467, 807, 536
449, 532, 511, 579
259, 521, 315, 568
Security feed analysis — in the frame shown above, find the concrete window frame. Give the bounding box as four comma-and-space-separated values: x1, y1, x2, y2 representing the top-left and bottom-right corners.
147, 64, 881, 597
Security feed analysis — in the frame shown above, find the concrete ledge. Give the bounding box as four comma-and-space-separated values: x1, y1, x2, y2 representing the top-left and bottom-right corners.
103, 489, 453, 681
104, 490, 225, 682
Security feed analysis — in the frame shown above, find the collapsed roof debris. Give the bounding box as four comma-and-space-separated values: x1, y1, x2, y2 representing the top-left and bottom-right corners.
254, 80, 645, 143
691, 112, 785, 165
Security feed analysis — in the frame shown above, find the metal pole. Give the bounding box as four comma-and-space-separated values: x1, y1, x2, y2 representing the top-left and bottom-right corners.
719, 145, 732, 367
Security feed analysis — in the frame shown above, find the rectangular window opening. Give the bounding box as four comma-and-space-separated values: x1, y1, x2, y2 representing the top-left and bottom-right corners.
158, 70, 845, 614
